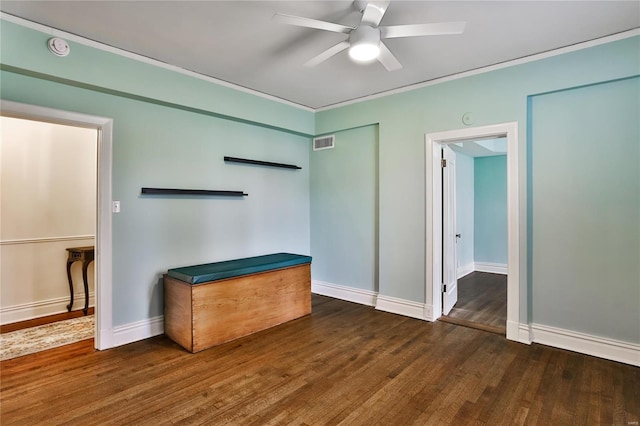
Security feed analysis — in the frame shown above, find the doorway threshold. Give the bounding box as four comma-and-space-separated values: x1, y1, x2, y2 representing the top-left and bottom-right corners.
439, 315, 505, 336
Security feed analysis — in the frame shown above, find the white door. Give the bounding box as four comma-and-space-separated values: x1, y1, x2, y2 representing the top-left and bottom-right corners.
442, 145, 458, 315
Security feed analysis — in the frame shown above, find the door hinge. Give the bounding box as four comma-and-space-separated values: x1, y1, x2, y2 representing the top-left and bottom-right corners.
441, 283, 447, 293
441, 158, 447, 168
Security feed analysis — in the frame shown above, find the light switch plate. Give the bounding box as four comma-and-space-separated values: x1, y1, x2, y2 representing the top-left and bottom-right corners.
112, 201, 121, 213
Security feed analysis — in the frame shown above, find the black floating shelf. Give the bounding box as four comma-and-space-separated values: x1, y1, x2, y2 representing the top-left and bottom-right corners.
141, 188, 247, 197
224, 156, 301, 170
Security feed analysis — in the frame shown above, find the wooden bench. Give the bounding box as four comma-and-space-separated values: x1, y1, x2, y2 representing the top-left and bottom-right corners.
163, 253, 312, 353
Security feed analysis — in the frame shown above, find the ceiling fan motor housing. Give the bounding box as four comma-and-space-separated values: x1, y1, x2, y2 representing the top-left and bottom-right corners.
353, 0, 368, 13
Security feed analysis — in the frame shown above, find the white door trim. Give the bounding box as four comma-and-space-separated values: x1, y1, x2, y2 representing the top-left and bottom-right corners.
425, 122, 520, 342
1, 100, 114, 350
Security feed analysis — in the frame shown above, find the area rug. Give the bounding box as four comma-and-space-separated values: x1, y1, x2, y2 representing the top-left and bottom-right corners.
0, 315, 94, 361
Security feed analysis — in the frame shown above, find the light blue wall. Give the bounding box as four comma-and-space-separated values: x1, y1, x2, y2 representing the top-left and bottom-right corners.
455, 152, 474, 273
315, 35, 640, 340
1, 71, 311, 326
1, 20, 313, 327
2, 17, 639, 345
310, 126, 378, 291
0, 20, 314, 135
474, 156, 508, 265
530, 77, 639, 342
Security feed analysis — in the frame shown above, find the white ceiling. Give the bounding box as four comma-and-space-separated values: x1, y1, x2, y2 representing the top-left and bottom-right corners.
1, 1, 638, 110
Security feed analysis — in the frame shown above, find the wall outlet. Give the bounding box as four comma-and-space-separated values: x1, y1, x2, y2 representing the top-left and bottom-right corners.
112, 201, 121, 213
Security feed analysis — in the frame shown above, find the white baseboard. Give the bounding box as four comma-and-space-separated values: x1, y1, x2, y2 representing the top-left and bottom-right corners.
312, 280, 377, 306
474, 262, 508, 275
103, 283, 422, 350
529, 323, 640, 367
312, 280, 432, 321
1, 293, 95, 325
514, 322, 532, 344
375, 295, 428, 321
111, 316, 164, 348
457, 263, 475, 279
98, 294, 639, 367
423, 304, 435, 322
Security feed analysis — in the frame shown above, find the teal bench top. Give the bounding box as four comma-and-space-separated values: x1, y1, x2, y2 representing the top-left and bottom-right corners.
167, 253, 312, 285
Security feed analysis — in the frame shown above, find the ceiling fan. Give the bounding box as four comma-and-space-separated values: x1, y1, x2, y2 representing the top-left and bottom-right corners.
273, 0, 466, 71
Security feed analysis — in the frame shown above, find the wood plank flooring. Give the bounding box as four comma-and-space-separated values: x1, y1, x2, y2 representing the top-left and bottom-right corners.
1, 307, 95, 334
1, 295, 638, 425
442, 272, 507, 334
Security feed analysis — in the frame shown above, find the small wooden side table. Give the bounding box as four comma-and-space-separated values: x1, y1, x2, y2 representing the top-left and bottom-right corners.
66, 246, 94, 315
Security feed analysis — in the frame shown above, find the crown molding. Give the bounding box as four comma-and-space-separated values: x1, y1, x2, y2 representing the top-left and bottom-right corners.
2, 12, 637, 113
0, 12, 315, 113
316, 28, 640, 112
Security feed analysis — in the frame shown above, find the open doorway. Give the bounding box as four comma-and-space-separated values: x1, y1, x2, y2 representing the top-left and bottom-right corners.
1, 100, 113, 352
0, 116, 97, 358
442, 139, 508, 334
425, 122, 520, 342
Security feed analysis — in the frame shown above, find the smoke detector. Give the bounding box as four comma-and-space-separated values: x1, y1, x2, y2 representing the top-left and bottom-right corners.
47, 37, 70, 57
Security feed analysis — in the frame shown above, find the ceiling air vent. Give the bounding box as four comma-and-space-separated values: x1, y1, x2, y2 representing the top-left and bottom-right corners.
313, 135, 335, 151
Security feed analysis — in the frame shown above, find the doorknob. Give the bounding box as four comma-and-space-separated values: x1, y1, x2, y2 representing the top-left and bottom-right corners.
455, 234, 461, 239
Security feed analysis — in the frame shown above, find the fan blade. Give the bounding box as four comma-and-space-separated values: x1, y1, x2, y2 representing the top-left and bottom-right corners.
361, 1, 390, 27
381, 22, 466, 38
377, 41, 402, 71
273, 13, 354, 34
304, 41, 351, 67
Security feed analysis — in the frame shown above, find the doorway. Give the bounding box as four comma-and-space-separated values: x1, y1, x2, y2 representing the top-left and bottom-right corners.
425, 122, 520, 342
1, 100, 113, 350
1, 116, 97, 349
443, 140, 508, 334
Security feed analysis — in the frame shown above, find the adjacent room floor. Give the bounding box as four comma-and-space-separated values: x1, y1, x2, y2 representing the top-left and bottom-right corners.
0, 309, 95, 360
440, 271, 507, 335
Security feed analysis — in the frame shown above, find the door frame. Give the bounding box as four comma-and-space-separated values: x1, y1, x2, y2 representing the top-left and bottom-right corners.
1, 100, 113, 350
425, 122, 520, 341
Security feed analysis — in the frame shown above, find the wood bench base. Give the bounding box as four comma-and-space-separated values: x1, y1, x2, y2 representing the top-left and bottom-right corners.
164, 264, 311, 353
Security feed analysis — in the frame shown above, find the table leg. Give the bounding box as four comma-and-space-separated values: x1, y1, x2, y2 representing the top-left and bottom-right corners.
82, 260, 90, 315
66, 260, 74, 312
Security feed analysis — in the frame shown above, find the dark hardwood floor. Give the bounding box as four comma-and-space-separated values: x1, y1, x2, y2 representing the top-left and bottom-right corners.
1, 307, 95, 334
1, 295, 638, 425
442, 271, 507, 335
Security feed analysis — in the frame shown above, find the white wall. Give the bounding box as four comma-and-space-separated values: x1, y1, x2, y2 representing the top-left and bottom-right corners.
1, 116, 97, 323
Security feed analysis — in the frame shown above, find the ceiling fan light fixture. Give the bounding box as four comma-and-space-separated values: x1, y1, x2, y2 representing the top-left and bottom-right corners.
276, 3, 467, 71
348, 25, 381, 62
349, 43, 380, 62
